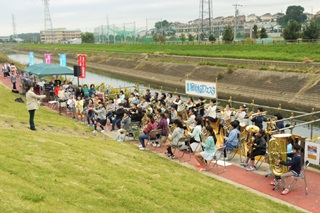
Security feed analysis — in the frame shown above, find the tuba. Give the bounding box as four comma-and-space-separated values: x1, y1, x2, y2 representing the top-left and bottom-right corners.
268, 134, 291, 177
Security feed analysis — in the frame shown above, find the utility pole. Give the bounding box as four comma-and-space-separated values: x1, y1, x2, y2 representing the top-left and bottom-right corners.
123, 24, 126, 43
199, 0, 213, 41
43, 0, 53, 43
134, 21, 136, 42
113, 24, 116, 44
233, 3, 242, 41
145, 18, 148, 37
106, 15, 109, 43
12, 14, 17, 40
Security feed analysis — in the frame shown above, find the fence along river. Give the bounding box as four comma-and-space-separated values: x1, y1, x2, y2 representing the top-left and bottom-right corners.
7, 54, 320, 141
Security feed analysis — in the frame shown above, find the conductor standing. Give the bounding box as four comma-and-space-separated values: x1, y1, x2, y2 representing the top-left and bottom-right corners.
26, 85, 46, 131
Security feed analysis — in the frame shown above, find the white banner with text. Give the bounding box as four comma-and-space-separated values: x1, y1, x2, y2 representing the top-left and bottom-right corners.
185, 80, 217, 99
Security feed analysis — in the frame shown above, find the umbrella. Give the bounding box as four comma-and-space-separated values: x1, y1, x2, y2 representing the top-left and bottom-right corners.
23, 63, 74, 78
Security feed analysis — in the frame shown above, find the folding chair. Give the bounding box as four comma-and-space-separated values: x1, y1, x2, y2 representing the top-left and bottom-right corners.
123, 121, 141, 142
254, 152, 268, 170
205, 146, 227, 174
146, 129, 162, 149
287, 160, 310, 195
172, 137, 192, 162
48, 100, 59, 110
227, 135, 245, 163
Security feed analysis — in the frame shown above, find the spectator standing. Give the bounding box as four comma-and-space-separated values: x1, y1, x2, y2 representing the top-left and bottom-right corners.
26, 85, 46, 131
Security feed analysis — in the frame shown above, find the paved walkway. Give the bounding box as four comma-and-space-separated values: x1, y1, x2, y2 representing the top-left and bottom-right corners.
1, 74, 319, 213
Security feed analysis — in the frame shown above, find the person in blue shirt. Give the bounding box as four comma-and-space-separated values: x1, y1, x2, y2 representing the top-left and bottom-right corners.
274, 112, 285, 133
250, 107, 265, 130
274, 145, 302, 195
223, 120, 240, 159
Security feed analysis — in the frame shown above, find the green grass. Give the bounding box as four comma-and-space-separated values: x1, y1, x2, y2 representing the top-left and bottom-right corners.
0, 84, 303, 212
18, 43, 320, 62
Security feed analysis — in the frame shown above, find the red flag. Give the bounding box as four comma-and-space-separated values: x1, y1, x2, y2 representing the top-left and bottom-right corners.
77, 54, 86, 78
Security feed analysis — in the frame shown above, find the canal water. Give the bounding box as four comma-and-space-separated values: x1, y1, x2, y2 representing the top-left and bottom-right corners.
7, 54, 320, 140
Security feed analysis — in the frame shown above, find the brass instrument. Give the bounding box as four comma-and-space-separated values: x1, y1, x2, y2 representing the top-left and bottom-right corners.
180, 109, 188, 121
201, 126, 207, 139
245, 125, 260, 154
168, 124, 174, 135
269, 134, 291, 176
184, 122, 192, 137
250, 111, 267, 117
141, 106, 152, 126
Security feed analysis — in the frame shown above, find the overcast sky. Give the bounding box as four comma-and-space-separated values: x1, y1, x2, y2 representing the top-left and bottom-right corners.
0, 0, 319, 36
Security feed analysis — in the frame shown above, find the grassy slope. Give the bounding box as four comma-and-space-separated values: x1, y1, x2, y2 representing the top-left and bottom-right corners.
19, 43, 320, 62
0, 84, 302, 212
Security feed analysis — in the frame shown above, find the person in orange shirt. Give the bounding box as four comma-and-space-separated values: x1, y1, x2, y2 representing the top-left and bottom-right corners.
54, 84, 60, 98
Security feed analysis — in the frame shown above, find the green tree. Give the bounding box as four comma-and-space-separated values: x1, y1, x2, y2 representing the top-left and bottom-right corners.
180, 33, 186, 42
169, 35, 177, 41
283, 19, 301, 40
259, 27, 268, 38
155, 20, 170, 29
158, 35, 166, 43
81, 32, 94, 43
252, 25, 258, 39
188, 34, 194, 42
208, 34, 216, 42
223, 25, 234, 43
152, 34, 160, 43
303, 20, 320, 40
279, 5, 307, 26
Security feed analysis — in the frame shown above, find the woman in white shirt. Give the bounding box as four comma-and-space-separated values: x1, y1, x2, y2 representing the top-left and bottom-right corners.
165, 93, 174, 109
188, 116, 202, 143
204, 99, 218, 126
184, 109, 196, 129
217, 103, 232, 135
114, 94, 121, 110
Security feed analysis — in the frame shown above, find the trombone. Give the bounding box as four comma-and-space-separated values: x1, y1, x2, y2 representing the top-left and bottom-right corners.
250, 111, 267, 117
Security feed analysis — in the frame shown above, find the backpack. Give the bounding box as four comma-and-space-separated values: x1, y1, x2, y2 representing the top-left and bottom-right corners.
15, 97, 24, 103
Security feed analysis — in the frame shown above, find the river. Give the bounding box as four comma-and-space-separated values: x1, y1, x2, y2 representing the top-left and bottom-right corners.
7, 53, 320, 140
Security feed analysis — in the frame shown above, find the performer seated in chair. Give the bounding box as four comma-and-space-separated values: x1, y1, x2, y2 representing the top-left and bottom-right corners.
250, 107, 265, 130
240, 129, 266, 171
156, 112, 169, 147
184, 109, 196, 129
165, 119, 185, 159
138, 114, 157, 150
223, 121, 240, 159
272, 145, 302, 195
217, 103, 231, 135
187, 116, 202, 144
114, 110, 131, 142
195, 126, 217, 171
204, 99, 218, 127
273, 112, 285, 133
